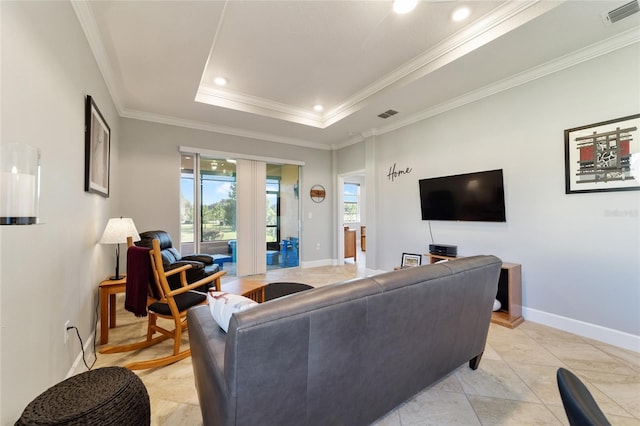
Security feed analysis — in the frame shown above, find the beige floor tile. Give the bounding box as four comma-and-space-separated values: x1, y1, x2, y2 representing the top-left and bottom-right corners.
149, 399, 202, 426
371, 409, 402, 426
543, 341, 637, 376
509, 363, 565, 406
518, 321, 589, 346
480, 341, 502, 362
487, 326, 566, 368
431, 368, 465, 393
468, 395, 562, 425
604, 414, 640, 425
573, 368, 640, 419
456, 358, 541, 403
546, 404, 570, 425
139, 360, 200, 406
594, 343, 640, 374
398, 389, 481, 426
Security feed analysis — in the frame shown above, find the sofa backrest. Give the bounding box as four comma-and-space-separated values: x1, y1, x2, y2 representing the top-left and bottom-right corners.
223, 255, 501, 425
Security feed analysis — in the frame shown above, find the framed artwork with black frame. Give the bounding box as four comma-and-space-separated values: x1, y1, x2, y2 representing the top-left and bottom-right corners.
401, 253, 422, 268
564, 114, 640, 194
85, 95, 111, 197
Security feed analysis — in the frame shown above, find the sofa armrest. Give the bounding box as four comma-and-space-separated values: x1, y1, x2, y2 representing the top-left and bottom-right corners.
182, 254, 214, 265
187, 306, 235, 426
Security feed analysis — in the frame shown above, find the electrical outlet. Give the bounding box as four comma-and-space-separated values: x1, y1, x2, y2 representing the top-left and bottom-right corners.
64, 320, 71, 344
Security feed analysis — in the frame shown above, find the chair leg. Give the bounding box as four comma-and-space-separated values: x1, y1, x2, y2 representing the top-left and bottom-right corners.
147, 313, 157, 341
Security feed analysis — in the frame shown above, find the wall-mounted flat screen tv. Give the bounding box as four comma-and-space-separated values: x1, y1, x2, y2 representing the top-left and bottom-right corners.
419, 169, 506, 222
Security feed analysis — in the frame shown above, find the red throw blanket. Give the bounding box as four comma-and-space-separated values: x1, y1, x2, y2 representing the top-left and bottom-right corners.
125, 246, 153, 317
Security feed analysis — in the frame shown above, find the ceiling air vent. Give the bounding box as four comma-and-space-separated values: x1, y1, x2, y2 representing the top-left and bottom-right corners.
377, 109, 398, 119
603, 0, 639, 24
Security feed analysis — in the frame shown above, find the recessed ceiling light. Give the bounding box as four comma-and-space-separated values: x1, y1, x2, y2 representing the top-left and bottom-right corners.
214, 77, 227, 86
452, 7, 471, 22
313, 104, 324, 112
393, 0, 417, 14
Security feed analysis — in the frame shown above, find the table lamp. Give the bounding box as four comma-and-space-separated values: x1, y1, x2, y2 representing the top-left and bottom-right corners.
100, 217, 141, 280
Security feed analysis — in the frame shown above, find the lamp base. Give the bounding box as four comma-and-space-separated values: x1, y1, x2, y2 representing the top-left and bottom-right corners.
109, 275, 125, 281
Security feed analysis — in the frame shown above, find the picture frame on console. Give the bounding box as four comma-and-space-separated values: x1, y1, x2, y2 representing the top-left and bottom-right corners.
564, 114, 640, 194
401, 253, 422, 268
84, 95, 111, 198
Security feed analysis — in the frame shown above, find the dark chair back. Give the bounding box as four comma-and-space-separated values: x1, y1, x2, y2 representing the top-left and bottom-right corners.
557, 367, 611, 426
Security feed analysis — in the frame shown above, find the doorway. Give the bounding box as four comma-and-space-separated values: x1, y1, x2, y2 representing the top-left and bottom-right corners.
339, 172, 366, 267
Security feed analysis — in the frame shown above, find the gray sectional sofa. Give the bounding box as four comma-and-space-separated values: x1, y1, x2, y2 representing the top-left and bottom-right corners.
187, 255, 502, 426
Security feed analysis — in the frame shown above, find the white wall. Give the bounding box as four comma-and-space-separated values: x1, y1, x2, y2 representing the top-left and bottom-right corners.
1, 2, 118, 422
118, 119, 335, 265
364, 44, 639, 347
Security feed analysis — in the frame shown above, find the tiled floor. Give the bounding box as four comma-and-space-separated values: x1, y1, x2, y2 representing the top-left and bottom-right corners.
93, 251, 640, 425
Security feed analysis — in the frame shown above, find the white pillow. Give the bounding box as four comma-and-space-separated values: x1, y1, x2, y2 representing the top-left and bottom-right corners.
207, 291, 258, 332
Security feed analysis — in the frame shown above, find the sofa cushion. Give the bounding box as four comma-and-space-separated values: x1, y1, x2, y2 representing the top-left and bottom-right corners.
207, 291, 258, 332
149, 291, 206, 316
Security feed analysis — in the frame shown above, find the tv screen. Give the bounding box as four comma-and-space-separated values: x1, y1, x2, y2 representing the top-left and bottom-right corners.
419, 169, 506, 222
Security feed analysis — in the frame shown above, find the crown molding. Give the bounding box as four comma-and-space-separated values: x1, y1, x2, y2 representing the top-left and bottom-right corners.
195, 86, 324, 128
371, 28, 640, 139
71, 0, 123, 115
120, 109, 331, 151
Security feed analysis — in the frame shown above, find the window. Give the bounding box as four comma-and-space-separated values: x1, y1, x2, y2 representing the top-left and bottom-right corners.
344, 183, 360, 222
266, 177, 280, 247
180, 155, 237, 255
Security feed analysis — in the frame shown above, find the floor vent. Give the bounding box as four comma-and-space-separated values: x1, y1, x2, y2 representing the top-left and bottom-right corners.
603, 0, 639, 24
377, 109, 398, 119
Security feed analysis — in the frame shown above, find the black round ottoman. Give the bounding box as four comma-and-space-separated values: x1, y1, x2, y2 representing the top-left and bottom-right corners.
15, 367, 150, 425
264, 282, 313, 301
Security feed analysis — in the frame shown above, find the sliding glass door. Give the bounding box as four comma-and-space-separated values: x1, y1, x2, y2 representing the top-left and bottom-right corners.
181, 153, 300, 276
267, 163, 300, 269
181, 155, 237, 273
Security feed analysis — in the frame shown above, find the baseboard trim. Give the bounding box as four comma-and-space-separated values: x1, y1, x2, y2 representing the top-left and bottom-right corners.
523, 307, 640, 353
300, 259, 334, 268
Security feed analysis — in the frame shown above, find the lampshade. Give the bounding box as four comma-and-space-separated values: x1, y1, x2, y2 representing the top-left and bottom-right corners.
100, 217, 141, 244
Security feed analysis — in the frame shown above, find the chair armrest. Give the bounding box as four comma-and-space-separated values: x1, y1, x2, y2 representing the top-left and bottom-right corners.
164, 264, 192, 277
168, 261, 203, 271
167, 270, 227, 297
182, 254, 214, 265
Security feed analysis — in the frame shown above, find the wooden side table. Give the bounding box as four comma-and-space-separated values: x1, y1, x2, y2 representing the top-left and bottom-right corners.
99, 275, 127, 345
426, 254, 524, 328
